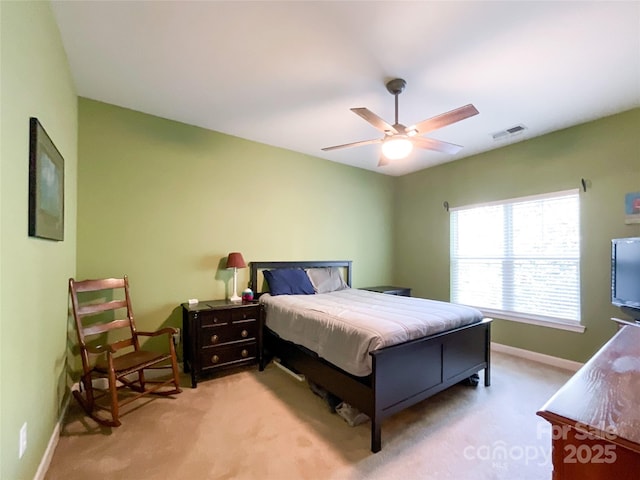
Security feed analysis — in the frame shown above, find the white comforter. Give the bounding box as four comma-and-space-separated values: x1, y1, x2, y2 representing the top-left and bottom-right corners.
260, 288, 483, 377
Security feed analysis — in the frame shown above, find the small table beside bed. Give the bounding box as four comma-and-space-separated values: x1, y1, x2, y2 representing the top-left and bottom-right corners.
250, 260, 491, 453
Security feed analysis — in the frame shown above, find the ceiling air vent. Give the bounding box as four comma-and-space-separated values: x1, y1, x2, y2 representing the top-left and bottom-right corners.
492, 124, 527, 141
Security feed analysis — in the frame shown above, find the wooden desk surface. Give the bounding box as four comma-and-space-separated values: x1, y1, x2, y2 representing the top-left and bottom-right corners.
537, 325, 640, 454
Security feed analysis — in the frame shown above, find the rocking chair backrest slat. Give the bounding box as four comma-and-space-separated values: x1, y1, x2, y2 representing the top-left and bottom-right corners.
83, 318, 132, 337
72, 277, 126, 293
77, 299, 128, 317
107, 338, 134, 352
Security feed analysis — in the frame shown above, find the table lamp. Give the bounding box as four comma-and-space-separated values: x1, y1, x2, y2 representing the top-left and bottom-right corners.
226, 252, 247, 302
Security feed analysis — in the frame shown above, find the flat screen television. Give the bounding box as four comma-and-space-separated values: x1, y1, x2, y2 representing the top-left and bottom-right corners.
611, 237, 640, 322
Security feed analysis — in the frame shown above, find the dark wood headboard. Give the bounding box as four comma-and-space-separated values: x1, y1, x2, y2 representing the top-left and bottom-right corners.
249, 260, 352, 296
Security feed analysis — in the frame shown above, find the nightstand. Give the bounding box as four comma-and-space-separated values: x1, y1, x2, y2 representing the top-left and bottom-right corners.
181, 300, 263, 388
361, 285, 412, 297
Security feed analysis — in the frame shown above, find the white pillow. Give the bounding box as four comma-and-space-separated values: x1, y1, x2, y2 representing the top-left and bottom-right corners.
305, 267, 348, 294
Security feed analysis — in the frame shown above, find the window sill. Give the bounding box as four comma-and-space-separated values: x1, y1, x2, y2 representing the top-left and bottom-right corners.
480, 309, 585, 333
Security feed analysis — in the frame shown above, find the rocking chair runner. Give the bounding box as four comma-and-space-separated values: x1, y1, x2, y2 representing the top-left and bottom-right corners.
69, 275, 181, 426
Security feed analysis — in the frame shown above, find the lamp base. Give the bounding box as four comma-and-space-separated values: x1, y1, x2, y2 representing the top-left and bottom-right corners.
230, 267, 242, 302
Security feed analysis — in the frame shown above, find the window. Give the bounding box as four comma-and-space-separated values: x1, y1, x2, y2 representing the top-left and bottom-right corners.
450, 190, 580, 326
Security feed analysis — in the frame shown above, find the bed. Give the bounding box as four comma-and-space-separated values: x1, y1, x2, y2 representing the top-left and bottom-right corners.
250, 260, 491, 453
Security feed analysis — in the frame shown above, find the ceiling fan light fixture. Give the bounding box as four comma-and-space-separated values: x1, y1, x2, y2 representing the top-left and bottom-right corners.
321, 78, 478, 166
382, 136, 413, 160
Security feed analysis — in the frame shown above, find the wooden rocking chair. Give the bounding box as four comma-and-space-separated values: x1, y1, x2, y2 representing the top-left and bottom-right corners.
69, 275, 182, 426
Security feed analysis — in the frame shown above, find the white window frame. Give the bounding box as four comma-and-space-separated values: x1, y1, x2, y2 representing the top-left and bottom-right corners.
450, 189, 584, 333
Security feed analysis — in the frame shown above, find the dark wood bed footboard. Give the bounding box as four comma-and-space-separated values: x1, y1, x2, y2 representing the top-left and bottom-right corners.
370, 318, 491, 452
264, 318, 491, 453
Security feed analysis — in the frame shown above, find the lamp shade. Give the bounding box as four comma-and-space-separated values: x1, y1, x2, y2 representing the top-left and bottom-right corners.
226, 252, 247, 269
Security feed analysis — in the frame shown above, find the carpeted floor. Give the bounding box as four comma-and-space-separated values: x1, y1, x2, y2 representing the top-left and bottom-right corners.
45, 351, 572, 480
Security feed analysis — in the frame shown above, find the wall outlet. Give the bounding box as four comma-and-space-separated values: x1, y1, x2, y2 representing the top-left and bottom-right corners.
19, 422, 27, 459
172, 328, 180, 346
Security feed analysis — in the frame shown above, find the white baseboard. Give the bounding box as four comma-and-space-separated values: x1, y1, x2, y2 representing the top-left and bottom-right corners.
491, 342, 583, 372
34, 394, 70, 480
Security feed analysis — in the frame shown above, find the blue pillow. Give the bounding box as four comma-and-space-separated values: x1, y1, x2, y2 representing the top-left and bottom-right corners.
263, 268, 315, 296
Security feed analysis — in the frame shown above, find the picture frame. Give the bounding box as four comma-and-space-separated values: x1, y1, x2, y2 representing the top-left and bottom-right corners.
29, 117, 64, 241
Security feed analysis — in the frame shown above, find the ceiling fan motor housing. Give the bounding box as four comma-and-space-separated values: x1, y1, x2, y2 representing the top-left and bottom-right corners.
386, 78, 406, 96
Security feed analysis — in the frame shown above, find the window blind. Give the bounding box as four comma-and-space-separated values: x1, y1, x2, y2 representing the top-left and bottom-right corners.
450, 190, 581, 323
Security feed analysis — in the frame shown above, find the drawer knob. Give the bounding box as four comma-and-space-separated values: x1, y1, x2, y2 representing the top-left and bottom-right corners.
241, 329, 248, 338
213, 316, 219, 323
211, 334, 219, 344
241, 349, 248, 358
211, 355, 220, 364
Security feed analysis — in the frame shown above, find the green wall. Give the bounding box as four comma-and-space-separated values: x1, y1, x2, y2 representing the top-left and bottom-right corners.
77, 98, 395, 344
395, 108, 640, 363
1, 3, 637, 477
0, 2, 78, 479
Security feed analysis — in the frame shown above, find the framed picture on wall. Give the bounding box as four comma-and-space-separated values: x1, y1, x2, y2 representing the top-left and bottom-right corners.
28, 117, 64, 241
625, 191, 640, 224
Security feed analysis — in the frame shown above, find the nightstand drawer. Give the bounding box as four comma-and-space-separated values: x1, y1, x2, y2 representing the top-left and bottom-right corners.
199, 309, 231, 326
202, 320, 258, 347
201, 343, 258, 369
231, 305, 260, 321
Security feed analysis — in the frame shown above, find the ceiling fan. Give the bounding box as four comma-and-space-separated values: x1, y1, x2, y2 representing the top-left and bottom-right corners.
322, 78, 479, 166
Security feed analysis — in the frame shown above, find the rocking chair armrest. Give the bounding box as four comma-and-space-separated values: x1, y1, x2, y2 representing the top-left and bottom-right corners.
137, 327, 177, 338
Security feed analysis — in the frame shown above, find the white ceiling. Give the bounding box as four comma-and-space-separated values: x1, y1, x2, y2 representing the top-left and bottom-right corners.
51, 1, 640, 176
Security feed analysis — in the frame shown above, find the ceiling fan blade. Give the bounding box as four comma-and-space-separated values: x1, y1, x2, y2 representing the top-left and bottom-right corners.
322, 138, 382, 152
412, 104, 479, 135
351, 108, 398, 134
413, 136, 463, 155
377, 155, 390, 167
